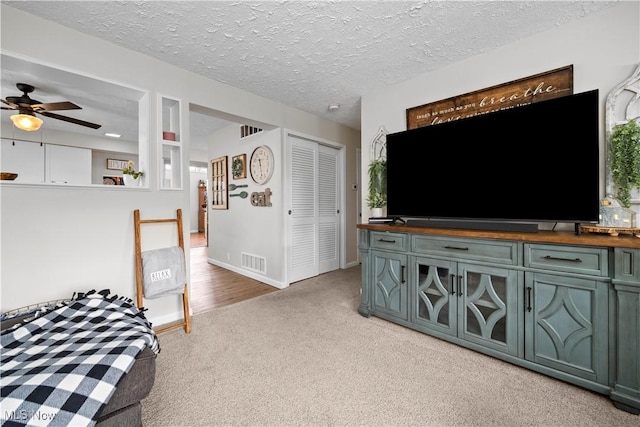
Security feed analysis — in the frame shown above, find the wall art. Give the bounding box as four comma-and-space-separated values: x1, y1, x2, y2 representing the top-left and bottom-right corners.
232, 153, 247, 180
406, 65, 573, 130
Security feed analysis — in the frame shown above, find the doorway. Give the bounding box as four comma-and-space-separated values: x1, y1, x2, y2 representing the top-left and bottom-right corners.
189, 162, 208, 242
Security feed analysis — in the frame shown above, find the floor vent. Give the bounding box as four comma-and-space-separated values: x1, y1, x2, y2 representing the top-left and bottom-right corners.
241, 252, 266, 274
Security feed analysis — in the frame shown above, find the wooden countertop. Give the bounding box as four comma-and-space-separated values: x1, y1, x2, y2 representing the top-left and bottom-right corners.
357, 223, 640, 249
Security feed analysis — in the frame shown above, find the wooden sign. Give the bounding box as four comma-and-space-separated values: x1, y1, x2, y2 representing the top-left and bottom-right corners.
106, 158, 128, 170
406, 65, 573, 130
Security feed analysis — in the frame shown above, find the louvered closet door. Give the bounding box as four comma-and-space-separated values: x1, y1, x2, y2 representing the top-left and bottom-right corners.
288, 136, 340, 283
318, 144, 339, 274
289, 137, 318, 283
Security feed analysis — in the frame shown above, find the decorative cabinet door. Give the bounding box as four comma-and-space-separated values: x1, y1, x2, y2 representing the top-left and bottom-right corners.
524, 272, 608, 384
458, 263, 520, 356
371, 250, 408, 321
412, 256, 457, 337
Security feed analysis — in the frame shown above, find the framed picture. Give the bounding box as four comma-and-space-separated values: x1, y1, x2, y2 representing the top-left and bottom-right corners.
210, 156, 228, 210
103, 176, 124, 185
107, 158, 128, 170
231, 153, 247, 180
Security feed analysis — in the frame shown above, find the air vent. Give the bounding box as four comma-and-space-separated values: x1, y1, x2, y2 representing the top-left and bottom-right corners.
241, 252, 266, 274
240, 125, 263, 139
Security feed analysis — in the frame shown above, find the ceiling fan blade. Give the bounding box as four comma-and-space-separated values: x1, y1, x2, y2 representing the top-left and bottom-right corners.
33, 101, 82, 112
1, 99, 18, 109
39, 111, 102, 129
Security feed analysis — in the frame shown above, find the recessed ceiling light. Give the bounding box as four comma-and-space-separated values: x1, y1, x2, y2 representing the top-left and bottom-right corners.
105, 132, 121, 138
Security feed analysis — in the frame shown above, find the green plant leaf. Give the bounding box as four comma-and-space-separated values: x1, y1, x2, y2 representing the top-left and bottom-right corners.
610, 119, 640, 207
367, 159, 387, 208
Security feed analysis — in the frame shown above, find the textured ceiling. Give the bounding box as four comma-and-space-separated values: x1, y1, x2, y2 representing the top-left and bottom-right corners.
2, 0, 618, 140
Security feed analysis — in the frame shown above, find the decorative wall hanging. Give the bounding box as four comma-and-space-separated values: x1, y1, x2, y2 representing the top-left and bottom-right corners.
229, 183, 249, 199
231, 153, 247, 180
251, 188, 273, 207
370, 126, 387, 161
230, 191, 249, 199
604, 62, 640, 200
406, 65, 573, 130
595, 62, 640, 231
367, 126, 387, 215
107, 158, 128, 170
250, 145, 274, 185
228, 184, 248, 191
210, 156, 228, 210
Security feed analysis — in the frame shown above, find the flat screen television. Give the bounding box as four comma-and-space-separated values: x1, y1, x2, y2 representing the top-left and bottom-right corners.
386, 89, 600, 233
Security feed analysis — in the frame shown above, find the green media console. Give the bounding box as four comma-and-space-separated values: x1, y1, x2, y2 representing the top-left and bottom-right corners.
357, 224, 640, 414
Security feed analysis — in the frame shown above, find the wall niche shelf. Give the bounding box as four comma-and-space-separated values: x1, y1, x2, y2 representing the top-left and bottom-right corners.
160, 95, 182, 190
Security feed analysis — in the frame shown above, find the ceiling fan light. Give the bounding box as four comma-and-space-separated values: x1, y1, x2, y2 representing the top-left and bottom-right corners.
10, 113, 43, 131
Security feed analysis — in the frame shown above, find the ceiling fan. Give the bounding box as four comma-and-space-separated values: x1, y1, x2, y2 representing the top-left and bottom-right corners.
1, 82, 101, 131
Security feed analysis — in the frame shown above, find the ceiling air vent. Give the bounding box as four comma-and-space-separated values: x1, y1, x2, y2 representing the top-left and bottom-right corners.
241, 125, 263, 139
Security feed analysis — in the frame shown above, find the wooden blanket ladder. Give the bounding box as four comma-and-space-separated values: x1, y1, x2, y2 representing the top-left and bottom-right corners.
134, 208, 192, 334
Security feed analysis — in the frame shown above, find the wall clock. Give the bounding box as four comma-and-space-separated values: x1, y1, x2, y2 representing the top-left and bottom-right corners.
250, 145, 274, 185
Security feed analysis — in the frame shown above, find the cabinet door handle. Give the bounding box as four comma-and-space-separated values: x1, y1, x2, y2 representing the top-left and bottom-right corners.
444, 245, 469, 251
451, 274, 460, 295
401, 265, 406, 284
526, 286, 532, 312
543, 255, 582, 263
378, 239, 396, 243
458, 275, 463, 296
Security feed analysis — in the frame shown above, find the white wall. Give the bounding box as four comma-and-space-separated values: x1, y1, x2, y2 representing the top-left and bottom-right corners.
361, 2, 640, 229
206, 127, 287, 287
0, 5, 360, 327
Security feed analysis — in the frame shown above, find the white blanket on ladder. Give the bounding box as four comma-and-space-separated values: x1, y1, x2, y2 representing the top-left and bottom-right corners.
141, 246, 186, 298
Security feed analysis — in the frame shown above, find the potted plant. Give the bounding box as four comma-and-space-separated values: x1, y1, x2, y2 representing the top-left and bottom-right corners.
122, 160, 144, 186
367, 158, 387, 217
610, 119, 640, 208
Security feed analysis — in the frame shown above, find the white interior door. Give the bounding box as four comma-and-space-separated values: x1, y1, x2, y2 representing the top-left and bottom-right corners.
289, 136, 318, 283
288, 135, 341, 283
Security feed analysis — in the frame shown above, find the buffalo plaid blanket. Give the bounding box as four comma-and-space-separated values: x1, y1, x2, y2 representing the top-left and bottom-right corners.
0, 291, 159, 426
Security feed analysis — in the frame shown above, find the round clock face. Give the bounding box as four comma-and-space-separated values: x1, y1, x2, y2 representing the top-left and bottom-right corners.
250, 145, 274, 184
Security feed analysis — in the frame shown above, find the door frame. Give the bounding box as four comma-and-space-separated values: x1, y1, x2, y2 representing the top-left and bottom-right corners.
282, 128, 346, 286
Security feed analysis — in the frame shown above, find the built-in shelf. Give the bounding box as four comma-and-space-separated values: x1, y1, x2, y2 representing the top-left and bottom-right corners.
160, 96, 182, 190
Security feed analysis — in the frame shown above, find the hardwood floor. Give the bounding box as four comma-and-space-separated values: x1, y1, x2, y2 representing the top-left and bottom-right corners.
189, 232, 277, 315
190, 231, 207, 248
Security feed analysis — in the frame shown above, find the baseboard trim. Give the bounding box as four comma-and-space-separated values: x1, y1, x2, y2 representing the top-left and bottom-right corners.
207, 258, 287, 289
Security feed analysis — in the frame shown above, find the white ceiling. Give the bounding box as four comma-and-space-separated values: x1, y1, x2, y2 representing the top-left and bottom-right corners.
1, 1, 619, 142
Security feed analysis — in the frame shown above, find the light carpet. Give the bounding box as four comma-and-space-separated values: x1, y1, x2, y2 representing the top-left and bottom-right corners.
142, 266, 638, 426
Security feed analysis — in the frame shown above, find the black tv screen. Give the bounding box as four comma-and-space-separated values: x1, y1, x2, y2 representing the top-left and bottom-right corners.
386, 89, 600, 229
